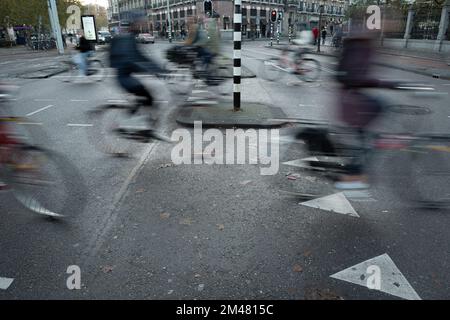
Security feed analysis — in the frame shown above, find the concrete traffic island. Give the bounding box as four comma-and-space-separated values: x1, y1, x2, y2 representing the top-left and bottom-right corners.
176, 100, 288, 129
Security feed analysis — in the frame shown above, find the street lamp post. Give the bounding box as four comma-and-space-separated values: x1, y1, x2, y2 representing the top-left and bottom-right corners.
317, 1, 324, 52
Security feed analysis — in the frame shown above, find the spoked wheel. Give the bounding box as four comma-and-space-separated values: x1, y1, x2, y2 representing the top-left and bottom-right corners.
5, 145, 87, 218
261, 58, 283, 82
390, 135, 450, 209
87, 59, 107, 82
56, 61, 77, 83
204, 65, 230, 97
87, 104, 144, 157
296, 58, 321, 82
164, 62, 193, 95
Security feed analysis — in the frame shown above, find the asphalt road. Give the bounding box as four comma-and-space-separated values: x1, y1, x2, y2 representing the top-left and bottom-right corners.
0, 41, 449, 299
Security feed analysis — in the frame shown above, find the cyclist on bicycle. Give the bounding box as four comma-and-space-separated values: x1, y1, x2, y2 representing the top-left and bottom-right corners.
74, 32, 95, 80
334, 30, 400, 189
109, 13, 167, 140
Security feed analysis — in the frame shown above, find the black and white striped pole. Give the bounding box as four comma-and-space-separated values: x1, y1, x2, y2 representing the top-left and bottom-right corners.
233, 0, 242, 111
270, 9, 276, 47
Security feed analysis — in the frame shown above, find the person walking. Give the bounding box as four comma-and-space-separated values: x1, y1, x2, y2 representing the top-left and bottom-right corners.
321, 27, 327, 45
312, 26, 319, 45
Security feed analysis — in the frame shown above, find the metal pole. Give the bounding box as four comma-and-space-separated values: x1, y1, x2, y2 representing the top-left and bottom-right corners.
48, 0, 64, 54
233, 0, 242, 111
166, 0, 172, 42
270, 21, 273, 46
317, 7, 322, 52
276, 17, 280, 44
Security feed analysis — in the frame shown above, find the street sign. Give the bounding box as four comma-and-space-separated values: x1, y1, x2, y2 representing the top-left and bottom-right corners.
81, 15, 97, 42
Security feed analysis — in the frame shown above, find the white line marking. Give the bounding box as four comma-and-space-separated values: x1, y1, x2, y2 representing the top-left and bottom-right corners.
17, 122, 43, 126
300, 192, 360, 217
330, 254, 422, 300
34, 99, 55, 102
26, 104, 54, 117
67, 123, 93, 127
0, 277, 14, 290
70, 99, 89, 102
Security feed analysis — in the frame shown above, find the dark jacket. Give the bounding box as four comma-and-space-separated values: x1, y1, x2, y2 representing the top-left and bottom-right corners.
109, 33, 161, 73
77, 36, 92, 53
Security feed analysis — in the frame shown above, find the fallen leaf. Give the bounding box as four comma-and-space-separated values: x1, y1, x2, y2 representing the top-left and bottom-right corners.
158, 163, 174, 169
136, 188, 145, 193
293, 264, 303, 273
304, 250, 312, 257
160, 212, 171, 219
101, 265, 114, 273
217, 224, 225, 231
179, 218, 192, 226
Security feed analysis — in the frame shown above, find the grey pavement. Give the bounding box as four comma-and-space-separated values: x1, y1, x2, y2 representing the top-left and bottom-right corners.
0, 40, 449, 300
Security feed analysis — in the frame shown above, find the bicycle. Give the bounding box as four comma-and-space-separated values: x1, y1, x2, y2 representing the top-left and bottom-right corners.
0, 85, 87, 218
56, 51, 107, 83
275, 85, 450, 209
261, 46, 321, 82
164, 45, 231, 96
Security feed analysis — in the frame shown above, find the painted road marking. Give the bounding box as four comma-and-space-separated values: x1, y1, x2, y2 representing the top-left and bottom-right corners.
17, 122, 43, 126
283, 157, 319, 168
300, 192, 359, 217
26, 104, 54, 117
33, 99, 55, 102
0, 277, 14, 290
330, 254, 421, 300
70, 99, 89, 102
67, 123, 93, 127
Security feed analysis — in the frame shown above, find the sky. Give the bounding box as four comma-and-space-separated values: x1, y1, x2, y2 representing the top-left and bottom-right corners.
81, 0, 109, 8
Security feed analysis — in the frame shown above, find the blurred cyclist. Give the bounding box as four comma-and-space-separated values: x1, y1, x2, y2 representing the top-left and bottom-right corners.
109, 13, 167, 140
334, 30, 400, 189
74, 31, 94, 81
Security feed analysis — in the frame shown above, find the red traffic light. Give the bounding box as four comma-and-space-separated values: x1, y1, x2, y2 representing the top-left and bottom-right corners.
271, 10, 277, 22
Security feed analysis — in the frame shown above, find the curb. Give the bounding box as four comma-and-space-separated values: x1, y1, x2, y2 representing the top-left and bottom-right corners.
176, 102, 288, 129
18, 66, 68, 79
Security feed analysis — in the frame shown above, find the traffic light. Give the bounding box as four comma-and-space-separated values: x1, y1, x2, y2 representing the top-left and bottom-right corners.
270, 10, 277, 22
204, 0, 212, 17
278, 11, 283, 21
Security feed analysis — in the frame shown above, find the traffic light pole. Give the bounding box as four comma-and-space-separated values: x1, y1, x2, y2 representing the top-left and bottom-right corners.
233, 0, 242, 111
166, 0, 172, 43
270, 22, 273, 46
277, 20, 280, 45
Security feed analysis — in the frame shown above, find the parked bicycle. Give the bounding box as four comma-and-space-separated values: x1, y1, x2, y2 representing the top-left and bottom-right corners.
0, 84, 87, 218
261, 46, 321, 82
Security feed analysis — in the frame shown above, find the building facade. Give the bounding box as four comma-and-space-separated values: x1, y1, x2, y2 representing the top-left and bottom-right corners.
112, 0, 347, 37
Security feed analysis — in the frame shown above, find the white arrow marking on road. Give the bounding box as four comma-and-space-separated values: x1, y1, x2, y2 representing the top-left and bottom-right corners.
0, 277, 14, 290
330, 254, 422, 300
283, 157, 319, 168
300, 192, 359, 217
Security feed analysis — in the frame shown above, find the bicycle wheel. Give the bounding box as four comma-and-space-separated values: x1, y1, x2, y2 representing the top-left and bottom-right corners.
5, 145, 87, 218
297, 58, 320, 82
56, 61, 77, 83
390, 135, 450, 209
164, 62, 193, 95
261, 58, 283, 82
87, 59, 107, 82
87, 104, 142, 156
